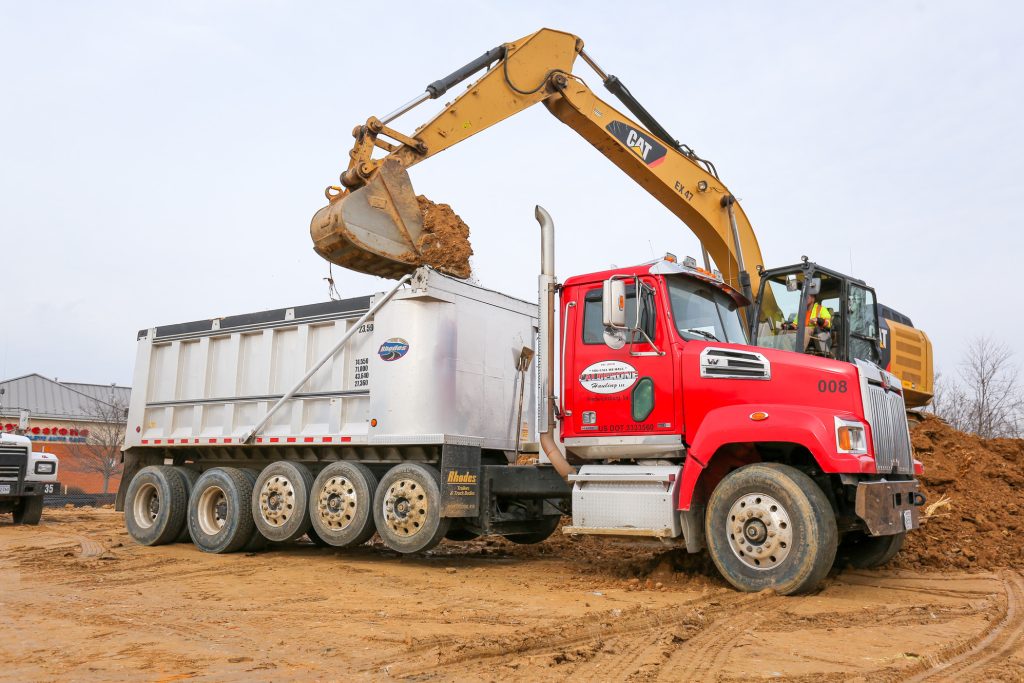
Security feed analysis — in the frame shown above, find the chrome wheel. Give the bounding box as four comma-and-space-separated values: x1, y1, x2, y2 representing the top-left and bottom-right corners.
132, 482, 160, 530
257, 475, 297, 528
726, 492, 793, 570
382, 478, 428, 538
315, 475, 358, 531
196, 486, 228, 536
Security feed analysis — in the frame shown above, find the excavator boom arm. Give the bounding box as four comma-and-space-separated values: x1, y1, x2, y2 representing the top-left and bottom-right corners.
317, 28, 765, 298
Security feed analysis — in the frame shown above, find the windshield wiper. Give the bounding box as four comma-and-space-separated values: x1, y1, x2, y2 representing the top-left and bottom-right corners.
682, 328, 720, 342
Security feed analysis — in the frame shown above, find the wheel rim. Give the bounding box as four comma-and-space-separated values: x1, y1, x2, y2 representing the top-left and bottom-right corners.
726, 492, 793, 570
382, 478, 428, 538
197, 486, 228, 536
315, 476, 358, 531
258, 474, 297, 528
133, 482, 159, 530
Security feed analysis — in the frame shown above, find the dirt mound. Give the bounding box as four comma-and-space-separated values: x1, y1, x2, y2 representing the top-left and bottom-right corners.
415, 196, 473, 279
895, 414, 1024, 571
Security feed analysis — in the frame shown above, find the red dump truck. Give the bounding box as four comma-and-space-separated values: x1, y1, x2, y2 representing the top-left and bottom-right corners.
117, 208, 923, 594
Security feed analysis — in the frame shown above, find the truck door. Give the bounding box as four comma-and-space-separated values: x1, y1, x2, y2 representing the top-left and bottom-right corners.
564, 278, 678, 439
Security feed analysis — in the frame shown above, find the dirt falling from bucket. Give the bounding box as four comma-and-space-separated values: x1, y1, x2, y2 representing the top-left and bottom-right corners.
415, 196, 473, 279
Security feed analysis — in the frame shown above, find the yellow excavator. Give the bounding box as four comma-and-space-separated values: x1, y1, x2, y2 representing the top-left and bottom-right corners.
310, 28, 933, 407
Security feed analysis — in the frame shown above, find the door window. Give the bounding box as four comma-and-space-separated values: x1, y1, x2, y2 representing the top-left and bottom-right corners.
582, 284, 656, 345
848, 285, 879, 363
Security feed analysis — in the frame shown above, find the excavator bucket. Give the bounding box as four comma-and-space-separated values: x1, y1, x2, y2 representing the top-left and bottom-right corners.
310, 159, 425, 279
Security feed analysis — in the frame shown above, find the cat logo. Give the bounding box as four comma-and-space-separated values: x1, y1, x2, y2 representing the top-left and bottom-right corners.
605, 121, 668, 167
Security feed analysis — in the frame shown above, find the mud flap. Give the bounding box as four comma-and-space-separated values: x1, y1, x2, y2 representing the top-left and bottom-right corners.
440, 444, 481, 518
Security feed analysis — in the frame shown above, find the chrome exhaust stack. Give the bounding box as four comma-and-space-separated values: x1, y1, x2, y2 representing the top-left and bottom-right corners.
534, 205, 575, 480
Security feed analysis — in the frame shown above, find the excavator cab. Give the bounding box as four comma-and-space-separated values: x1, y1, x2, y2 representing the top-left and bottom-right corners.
750, 261, 881, 366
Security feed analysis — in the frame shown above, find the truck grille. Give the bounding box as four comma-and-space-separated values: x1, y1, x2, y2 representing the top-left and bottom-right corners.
0, 445, 28, 481
866, 384, 913, 474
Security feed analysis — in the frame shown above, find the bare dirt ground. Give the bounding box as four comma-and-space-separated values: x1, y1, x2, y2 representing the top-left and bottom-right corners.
1, 508, 1022, 682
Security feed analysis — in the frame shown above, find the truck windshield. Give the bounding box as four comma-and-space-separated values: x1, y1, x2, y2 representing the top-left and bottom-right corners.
667, 277, 747, 343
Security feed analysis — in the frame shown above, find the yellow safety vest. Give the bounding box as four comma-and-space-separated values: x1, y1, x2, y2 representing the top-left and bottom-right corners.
806, 303, 832, 327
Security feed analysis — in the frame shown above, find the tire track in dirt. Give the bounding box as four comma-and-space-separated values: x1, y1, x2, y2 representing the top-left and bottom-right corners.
655, 608, 756, 682
378, 590, 749, 679
904, 571, 1024, 682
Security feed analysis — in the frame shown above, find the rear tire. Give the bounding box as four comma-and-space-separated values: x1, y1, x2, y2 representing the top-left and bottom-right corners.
305, 526, 330, 546
309, 462, 378, 548
188, 467, 256, 554
252, 462, 313, 543
835, 531, 905, 569
373, 463, 449, 554
124, 466, 188, 545
445, 524, 481, 542
238, 468, 269, 552
503, 514, 561, 545
705, 463, 837, 595
13, 496, 44, 525
173, 467, 199, 543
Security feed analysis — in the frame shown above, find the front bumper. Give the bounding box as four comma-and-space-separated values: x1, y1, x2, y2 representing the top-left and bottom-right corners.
0, 480, 60, 497
854, 480, 925, 536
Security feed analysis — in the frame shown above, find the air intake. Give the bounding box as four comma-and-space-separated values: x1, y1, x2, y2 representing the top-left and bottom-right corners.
700, 348, 771, 380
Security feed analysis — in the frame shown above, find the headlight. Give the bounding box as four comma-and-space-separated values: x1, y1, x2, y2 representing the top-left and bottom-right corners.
835, 418, 867, 454
34, 461, 55, 475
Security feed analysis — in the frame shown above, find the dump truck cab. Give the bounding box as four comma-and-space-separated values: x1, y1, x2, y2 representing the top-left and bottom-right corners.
558, 254, 923, 592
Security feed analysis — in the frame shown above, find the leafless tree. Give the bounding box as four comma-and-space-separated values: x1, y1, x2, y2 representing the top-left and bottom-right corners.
928, 371, 971, 432
952, 337, 1023, 439
67, 395, 129, 494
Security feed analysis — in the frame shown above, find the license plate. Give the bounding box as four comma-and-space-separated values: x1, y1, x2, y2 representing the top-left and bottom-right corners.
0, 484, 10, 494
903, 509, 913, 530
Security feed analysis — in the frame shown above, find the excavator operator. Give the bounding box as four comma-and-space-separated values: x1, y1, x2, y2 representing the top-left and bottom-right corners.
781, 291, 831, 331
806, 292, 832, 330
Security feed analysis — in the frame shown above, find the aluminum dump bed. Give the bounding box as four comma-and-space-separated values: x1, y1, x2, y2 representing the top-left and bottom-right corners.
124, 268, 539, 456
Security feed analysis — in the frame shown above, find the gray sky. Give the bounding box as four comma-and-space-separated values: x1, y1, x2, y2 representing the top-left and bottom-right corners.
2, 1, 1021, 387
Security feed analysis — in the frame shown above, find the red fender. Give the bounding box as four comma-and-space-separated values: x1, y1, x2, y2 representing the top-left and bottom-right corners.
677, 404, 876, 510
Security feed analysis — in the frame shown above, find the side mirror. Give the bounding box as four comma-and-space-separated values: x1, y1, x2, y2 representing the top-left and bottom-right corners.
602, 279, 627, 328
806, 277, 822, 296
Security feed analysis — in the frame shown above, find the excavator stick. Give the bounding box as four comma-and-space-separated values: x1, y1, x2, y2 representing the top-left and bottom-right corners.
310, 159, 425, 279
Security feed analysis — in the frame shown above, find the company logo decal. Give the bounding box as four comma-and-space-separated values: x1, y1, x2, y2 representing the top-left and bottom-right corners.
579, 360, 638, 394
606, 121, 668, 167
447, 470, 478, 484
378, 338, 410, 361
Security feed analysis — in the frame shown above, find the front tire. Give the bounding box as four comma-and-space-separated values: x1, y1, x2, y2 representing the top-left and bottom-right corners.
13, 496, 44, 525
705, 463, 837, 595
835, 531, 905, 569
188, 467, 256, 554
124, 466, 188, 545
373, 463, 450, 554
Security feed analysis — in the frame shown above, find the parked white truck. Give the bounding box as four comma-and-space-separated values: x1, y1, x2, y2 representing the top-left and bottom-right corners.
0, 433, 60, 524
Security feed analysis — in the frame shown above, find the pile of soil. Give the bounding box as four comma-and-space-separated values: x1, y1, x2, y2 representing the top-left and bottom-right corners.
415, 196, 473, 279
895, 414, 1024, 571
